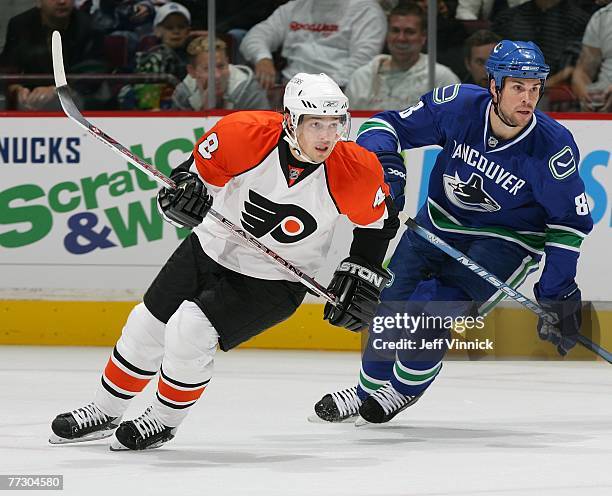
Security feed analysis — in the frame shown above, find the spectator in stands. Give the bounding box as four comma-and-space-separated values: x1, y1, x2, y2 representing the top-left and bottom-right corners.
172, 35, 270, 110
119, 2, 192, 109
455, 0, 528, 21
492, 0, 591, 88
0, 0, 105, 110
239, 0, 387, 89
463, 29, 501, 86
572, 2, 612, 112
345, 2, 459, 110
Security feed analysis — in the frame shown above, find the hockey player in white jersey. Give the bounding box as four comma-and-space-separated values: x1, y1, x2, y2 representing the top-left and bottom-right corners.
49, 73, 399, 450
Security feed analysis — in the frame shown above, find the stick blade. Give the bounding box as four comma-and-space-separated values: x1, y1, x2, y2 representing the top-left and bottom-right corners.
51, 31, 67, 87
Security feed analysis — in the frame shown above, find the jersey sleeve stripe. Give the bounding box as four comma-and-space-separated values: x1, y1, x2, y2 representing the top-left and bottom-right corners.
546, 223, 588, 238
545, 228, 584, 249
357, 118, 399, 140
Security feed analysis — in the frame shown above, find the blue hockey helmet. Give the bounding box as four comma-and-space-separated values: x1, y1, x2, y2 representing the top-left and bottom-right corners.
485, 40, 550, 89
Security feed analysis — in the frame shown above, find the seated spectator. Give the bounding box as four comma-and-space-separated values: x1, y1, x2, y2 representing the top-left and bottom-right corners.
455, 0, 528, 21
239, 0, 387, 89
172, 35, 270, 110
118, 2, 192, 109
345, 2, 459, 110
1, 0, 105, 110
572, 2, 612, 112
463, 29, 501, 86
492, 0, 591, 88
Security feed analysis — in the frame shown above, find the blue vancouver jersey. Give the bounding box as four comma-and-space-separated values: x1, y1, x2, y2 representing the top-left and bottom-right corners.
356, 84, 593, 299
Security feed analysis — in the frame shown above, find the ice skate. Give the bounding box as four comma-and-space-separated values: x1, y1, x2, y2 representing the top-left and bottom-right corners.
309, 386, 362, 423
356, 383, 421, 426
110, 406, 177, 451
49, 402, 121, 444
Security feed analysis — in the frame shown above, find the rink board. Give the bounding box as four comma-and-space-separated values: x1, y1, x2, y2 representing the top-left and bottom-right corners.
1, 300, 610, 360
0, 111, 610, 356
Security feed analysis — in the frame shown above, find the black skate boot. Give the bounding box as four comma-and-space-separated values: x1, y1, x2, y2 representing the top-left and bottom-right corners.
311, 386, 362, 423
357, 383, 421, 425
110, 406, 177, 451
49, 402, 121, 444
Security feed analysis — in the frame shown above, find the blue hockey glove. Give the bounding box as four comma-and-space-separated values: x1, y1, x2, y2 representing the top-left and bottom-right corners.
534, 283, 582, 356
375, 151, 406, 211
157, 171, 212, 229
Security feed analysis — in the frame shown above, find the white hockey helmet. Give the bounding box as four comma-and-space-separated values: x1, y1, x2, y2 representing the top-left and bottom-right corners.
283, 73, 350, 163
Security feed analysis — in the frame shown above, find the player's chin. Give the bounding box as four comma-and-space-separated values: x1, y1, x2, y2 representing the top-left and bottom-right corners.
313, 145, 333, 161
514, 110, 533, 124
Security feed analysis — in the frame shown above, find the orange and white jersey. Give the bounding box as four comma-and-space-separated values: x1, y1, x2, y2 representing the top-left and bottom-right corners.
191, 111, 391, 281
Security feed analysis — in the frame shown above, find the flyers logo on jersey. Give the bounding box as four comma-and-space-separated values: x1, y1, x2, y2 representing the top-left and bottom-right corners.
241, 190, 317, 243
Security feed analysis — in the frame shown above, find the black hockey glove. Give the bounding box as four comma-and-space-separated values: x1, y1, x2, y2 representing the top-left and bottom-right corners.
324, 256, 392, 332
376, 151, 406, 211
534, 283, 582, 356
157, 171, 212, 229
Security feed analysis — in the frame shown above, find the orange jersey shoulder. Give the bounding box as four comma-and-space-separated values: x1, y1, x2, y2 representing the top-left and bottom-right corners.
193, 111, 284, 187
325, 141, 390, 226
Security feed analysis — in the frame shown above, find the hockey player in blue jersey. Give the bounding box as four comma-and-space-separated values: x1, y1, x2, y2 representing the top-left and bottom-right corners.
313, 40, 593, 424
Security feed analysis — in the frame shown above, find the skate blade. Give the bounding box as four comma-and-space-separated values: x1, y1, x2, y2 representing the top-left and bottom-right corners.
49, 429, 115, 445
354, 416, 371, 427
109, 437, 170, 451
109, 439, 130, 451
307, 414, 358, 424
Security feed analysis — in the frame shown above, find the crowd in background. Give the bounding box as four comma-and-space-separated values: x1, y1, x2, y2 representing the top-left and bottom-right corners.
0, 0, 611, 112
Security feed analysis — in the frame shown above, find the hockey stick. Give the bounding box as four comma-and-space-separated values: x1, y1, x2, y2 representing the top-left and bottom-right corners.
51, 31, 337, 305
398, 212, 611, 363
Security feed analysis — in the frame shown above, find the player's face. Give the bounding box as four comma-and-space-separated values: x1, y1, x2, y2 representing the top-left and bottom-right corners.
296, 116, 343, 163
465, 43, 497, 88
494, 77, 541, 127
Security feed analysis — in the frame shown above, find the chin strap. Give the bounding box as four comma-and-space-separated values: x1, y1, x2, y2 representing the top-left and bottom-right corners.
491, 86, 518, 128
282, 120, 321, 164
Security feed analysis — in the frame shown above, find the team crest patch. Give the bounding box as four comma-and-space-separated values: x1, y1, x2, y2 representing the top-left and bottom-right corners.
443, 172, 501, 213
548, 146, 576, 180
241, 190, 317, 243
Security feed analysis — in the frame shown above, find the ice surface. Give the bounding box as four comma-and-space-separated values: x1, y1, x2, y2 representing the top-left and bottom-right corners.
1, 346, 611, 496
